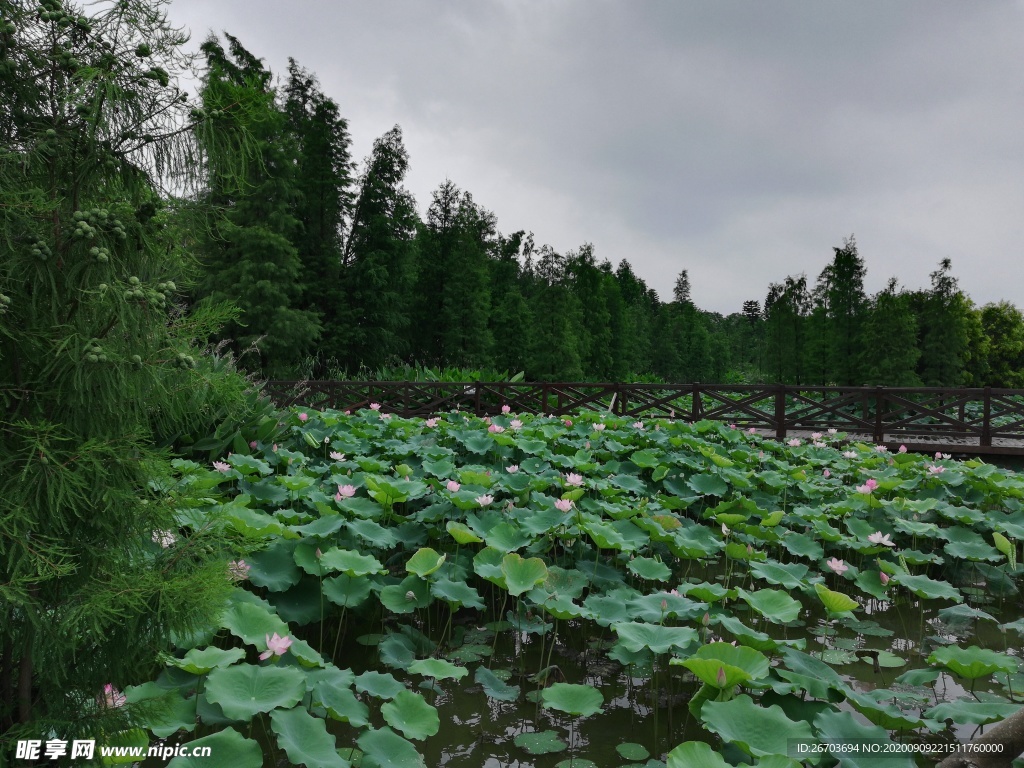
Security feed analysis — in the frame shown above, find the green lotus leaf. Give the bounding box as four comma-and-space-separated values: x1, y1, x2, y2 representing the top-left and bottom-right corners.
167, 646, 244, 675
501, 553, 548, 596
927, 645, 1019, 679
924, 699, 1020, 725
270, 706, 349, 768
844, 690, 928, 731
780, 532, 823, 560
814, 583, 860, 615
381, 690, 440, 740
813, 709, 916, 768
123, 682, 197, 738
319, 548, 386, 577
246, 540, 302, 592
616, 742, 650, 761
204, 664, 305, 721
474, 665, 520, 701
993, 531, 1014, 559
379, 576, 432, 614
627, 556, 672, 582
445, 521, 482, 544
348, 518, 397, 548
666, 741, 732, 768
313, 682, 369, 726
378, 634, 416, 670
688, 473, 729, 497
748, 560, 810, 590
679, 581, 732, 602
513, 730, 567, 755
406, 547, 446, 577
613, 621, 698, 654
541, 682, 604, 717
357, 726, 427, 768
165, 728, 263, 768
674, 642, 771, 689
407, 657, 468, 681
736, 588, 802, 624
354, 670, 406, 700
485, 521, 531, 552
700, 694, 814, 758
895, 573, 963, 602
323, 573, 373, 608
430, 577, 485, 610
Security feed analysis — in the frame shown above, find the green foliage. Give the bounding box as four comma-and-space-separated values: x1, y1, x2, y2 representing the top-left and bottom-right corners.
0, 0, 258, 745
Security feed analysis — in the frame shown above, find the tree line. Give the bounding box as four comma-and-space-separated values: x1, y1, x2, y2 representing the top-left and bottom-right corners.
186, 35, 1024, 388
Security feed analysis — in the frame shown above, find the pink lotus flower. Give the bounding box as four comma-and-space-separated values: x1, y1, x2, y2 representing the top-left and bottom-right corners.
475, 494, 494, 507
330, 451, 346, 462
940, 453, 951, 460
213, 460, 231, 473
876, 445, 888, 453
260, 632, 292, 660
813, 441, 825, 448
501, 404, 511, 414
729, 423, 737, 429
564, 419, 573, 427
823, 469, 831, 478
748, 427, 757, 434
488, 424, 505, 434
843, 451, 857, 459
152, 530, 176, 548
228, 559, 250, 581
98, 684, 126, 709
669, 409, 675, 418
369, 403, 381, 411
868, 531, 895, 547
670, 589, 681, 597
272, 444, 278, 452
510, 419, 523, 430
855, 478, 879, 494
879, 571, 890, 586
828, 428, 838, 435
483, 417, 492, 424
585, 441, 591, 449
555, 499, 573, 512
425, 418, 438, 428
249, 440, 258, 449
812, 432, 823, 440
506, 465, 519, 473
344, 410, 351, 415
298, 412, 308, 422
446, 480, 461, 492
633, 421, 644, 429
565, 473, 584, 487
381, 413, 392, 420
928, 465, 945, 474
788, 438, 801, 447
593, 423, 606, 431
934, 451, 942, 459
826, 557, 848, 575
336, 484, 356, 499
898, 445, 907, 453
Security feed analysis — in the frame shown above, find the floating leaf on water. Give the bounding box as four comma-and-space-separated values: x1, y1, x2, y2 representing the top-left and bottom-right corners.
927, 645, 1019, 679
666, 741, 733, 768
357, 726, 427, 768
700, 694, 814, 758
616, 742, 650, 761
541, 682, 604, 717
513, 730, 568, 755
380, 690, 440, 740
474, 666, 520, 702
406, 657, 468, 681
924, 699, 1020, 726
270, 706, 350, 768
895, 573, 963, 602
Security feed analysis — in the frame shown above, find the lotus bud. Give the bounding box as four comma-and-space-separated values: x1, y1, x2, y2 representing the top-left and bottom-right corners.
660, 599, 668, 611
315, 548, 322, 559
879, 571, 890, 586
716, 667, 727, 687
702, 612, 710, 627
747, 544, 753, 556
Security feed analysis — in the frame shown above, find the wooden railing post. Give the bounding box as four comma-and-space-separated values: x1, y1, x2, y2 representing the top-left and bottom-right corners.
616, 383, 626, 416
692, 383, 701, 422
775, 384, 786, 440
982, 387, 992, 447
874, 386, 885, 444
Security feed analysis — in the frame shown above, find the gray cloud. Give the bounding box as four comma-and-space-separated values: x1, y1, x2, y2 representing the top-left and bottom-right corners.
167, 0, 1024, 313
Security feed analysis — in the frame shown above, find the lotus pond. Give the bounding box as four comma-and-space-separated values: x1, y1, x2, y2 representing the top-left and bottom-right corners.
138, 409, 1024, 768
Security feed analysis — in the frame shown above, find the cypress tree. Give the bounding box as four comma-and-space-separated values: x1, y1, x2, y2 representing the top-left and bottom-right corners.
860, 279, 921, 386
0, 0, 257, 743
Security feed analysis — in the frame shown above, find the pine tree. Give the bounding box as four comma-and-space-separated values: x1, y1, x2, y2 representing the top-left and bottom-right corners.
980, 302, 1024, 387
673, 269, 692, 305
1, 0, 257, 743
818, 236, 867, 385
194, 35, 320, 377
916, 259, 970, 386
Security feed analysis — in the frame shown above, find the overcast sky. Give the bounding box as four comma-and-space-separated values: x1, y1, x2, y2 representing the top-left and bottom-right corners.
167, 1, 1024, 315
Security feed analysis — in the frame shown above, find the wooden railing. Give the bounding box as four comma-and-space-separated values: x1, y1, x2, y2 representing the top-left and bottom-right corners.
263, 381, 1024, 456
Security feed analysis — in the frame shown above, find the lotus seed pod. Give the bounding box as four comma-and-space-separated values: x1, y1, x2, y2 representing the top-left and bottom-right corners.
405, 590, 416, 601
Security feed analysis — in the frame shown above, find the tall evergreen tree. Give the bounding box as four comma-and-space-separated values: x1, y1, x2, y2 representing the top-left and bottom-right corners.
764, 276, 810, 384
980, 301, 1024, 387
525, 245, 584, 379
819, 236, 867, 385
860, 279, 921, 386
341, 126, 418, 371
1, 0, 256, 743
488, 231, 533, 375
283, 59, 354, 373
194, 34, 319, 376
916, 259, 970, 386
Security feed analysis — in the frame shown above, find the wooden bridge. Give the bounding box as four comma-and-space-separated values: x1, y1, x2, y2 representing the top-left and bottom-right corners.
263, 381, 1024, 457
